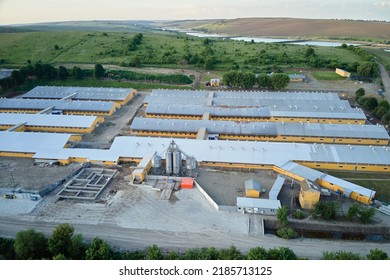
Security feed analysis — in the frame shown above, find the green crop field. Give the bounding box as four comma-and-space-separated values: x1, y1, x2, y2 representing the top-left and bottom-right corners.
0, 30, 364, 72
312, 71, 346, 80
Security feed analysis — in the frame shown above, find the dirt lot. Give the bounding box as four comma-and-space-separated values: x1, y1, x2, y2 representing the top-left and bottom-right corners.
196, 168, 278, 205
0, 157, 81, 191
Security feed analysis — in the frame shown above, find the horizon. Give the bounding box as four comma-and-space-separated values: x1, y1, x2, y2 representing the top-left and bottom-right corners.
0, 0, 389, 25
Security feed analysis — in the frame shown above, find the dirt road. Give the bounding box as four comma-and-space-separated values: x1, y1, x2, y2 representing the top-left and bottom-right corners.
0, 217, 388, 259
379, 63, 390, 102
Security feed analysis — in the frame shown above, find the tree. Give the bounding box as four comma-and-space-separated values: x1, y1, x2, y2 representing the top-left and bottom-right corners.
366, 248, 388, 260
85, 237, 112, 260
312, 201, 339, 220
48, 224, 84, 259
357, 62, 379, 78
257, 73, 271, 88
48, 224, 74, 257
145, 244, 164, 260
322, 251, 361, 260
129, 56, 141, 68
270, 73, 290, 90
359, 207, 376, 224
71, 66, 83, 80
382, 113, 390, 125
267, 247, 297, 260
276, 205, 289, 226
11, 70, 25, 85
305, 47, 315, 57
378, 100, 390, 110
57, 66, 69, 80
94, 63, 105, 79
54, 44, 59, 50
184, 247, 219, 260
347, 203, 359, 221
247, 246, 268, 260
276, 227, 299, 239
0, 237, 16, 260
14, 229, 49, 260
374, 106, 388, 119
355, 88, 365, 100
218, 245, 243, 260
362, 97, 378, 111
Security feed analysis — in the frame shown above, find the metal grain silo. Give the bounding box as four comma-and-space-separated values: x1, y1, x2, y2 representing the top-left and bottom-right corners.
152, 155, 161, 168
173, 150, 182, 175
165, 150, 173, 174
186, 156, 196, 171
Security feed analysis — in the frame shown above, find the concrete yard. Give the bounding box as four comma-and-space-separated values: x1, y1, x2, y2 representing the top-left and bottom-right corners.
196, 168, 278, 206
0, 157, 82, 191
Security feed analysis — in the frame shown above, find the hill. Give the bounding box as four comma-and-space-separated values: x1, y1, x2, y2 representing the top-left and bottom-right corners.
162, 18, 390, 41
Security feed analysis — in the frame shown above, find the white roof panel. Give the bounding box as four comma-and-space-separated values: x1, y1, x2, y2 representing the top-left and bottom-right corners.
0, 98, 114, 112
236, 197, 281, 209
0, 113, 97, 128
22, 86, 134, 101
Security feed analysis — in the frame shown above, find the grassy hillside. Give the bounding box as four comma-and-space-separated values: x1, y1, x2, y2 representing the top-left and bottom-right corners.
0, 30, 363, 71
165, 18, 390, 41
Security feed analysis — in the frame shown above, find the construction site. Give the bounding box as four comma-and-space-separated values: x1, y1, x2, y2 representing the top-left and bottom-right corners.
1, 87, 390, 256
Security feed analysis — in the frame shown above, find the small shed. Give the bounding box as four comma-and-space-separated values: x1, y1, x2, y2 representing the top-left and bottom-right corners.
298, 180, 320, 209
245, 179, 261, 198
181, 177, 194, 189
237, 197, 281, 215
335, 68, 351, 78
288, 74, 306, 82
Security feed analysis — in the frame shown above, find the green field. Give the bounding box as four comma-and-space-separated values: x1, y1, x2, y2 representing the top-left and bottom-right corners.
0, 31, 364, 72
363, 47, 390, 70
312, 71, 346, 80
327, 171, 390, 203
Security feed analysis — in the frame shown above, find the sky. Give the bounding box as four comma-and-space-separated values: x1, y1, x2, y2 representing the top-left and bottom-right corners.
0, 0, 389, 25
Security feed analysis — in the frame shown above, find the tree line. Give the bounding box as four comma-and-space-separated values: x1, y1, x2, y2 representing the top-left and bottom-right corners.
0, 62, 193, 92
222, 71, 290, 90
355, 88, 390, 126
0, 223, 387, 260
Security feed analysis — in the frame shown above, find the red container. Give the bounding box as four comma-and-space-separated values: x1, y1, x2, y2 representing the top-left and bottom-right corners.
181, 177, 194, 189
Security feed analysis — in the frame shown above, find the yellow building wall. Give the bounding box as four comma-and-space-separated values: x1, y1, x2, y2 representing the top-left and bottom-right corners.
145, 113, 202, 120
130, 130, 197, 138
350, 191, 371, 204
246, 189, 261, 198
0, 151, 34, 158
299, 190, 320, 209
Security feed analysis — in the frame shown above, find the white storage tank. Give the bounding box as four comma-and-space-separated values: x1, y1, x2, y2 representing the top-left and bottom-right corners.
173, 150, 182, 175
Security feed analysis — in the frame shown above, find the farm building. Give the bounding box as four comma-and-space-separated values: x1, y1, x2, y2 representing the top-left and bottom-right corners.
22, 86, 137, 107
130, 117, 389, 145
0, 133, 385, 203
0, 98, 116, 116
298, 180, 321, 210
0, 69, 14, 79
245, 179, 262, 198
0, 113, 102, 134
335, 68, 351, 78
236, 197, 281, 215
144, 89, 366, 124
288, 74, 306, 82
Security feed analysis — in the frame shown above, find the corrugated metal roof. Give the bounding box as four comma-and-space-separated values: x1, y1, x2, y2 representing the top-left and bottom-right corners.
277, 161, 374, 198
0, 98, 115, 112
0, 113, 97, 128
22, 86, 134, 101
0, 131, 71, 153
151, 89, 339, 100
237, 197, 281, 209
146, 104, 270, 117
269, 176, 285, 200
145, 102, 366, 120
245, 179, 261, 191
0, 69, 14, 79
131, 118, 388, 140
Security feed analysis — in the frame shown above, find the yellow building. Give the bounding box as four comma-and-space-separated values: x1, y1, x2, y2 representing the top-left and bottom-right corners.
245, 179, 262, 198
335, 68, 351, 78
298, 180, 320, 209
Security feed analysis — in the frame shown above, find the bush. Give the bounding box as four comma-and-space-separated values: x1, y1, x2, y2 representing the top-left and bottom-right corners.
355, 88, 365, 100
322, 251, 361, 260
359, 207, 376, 224
293, 210, 305, 219
312, 201, 339, 220
276, 227, 299, 239
382, 113, 390, 125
